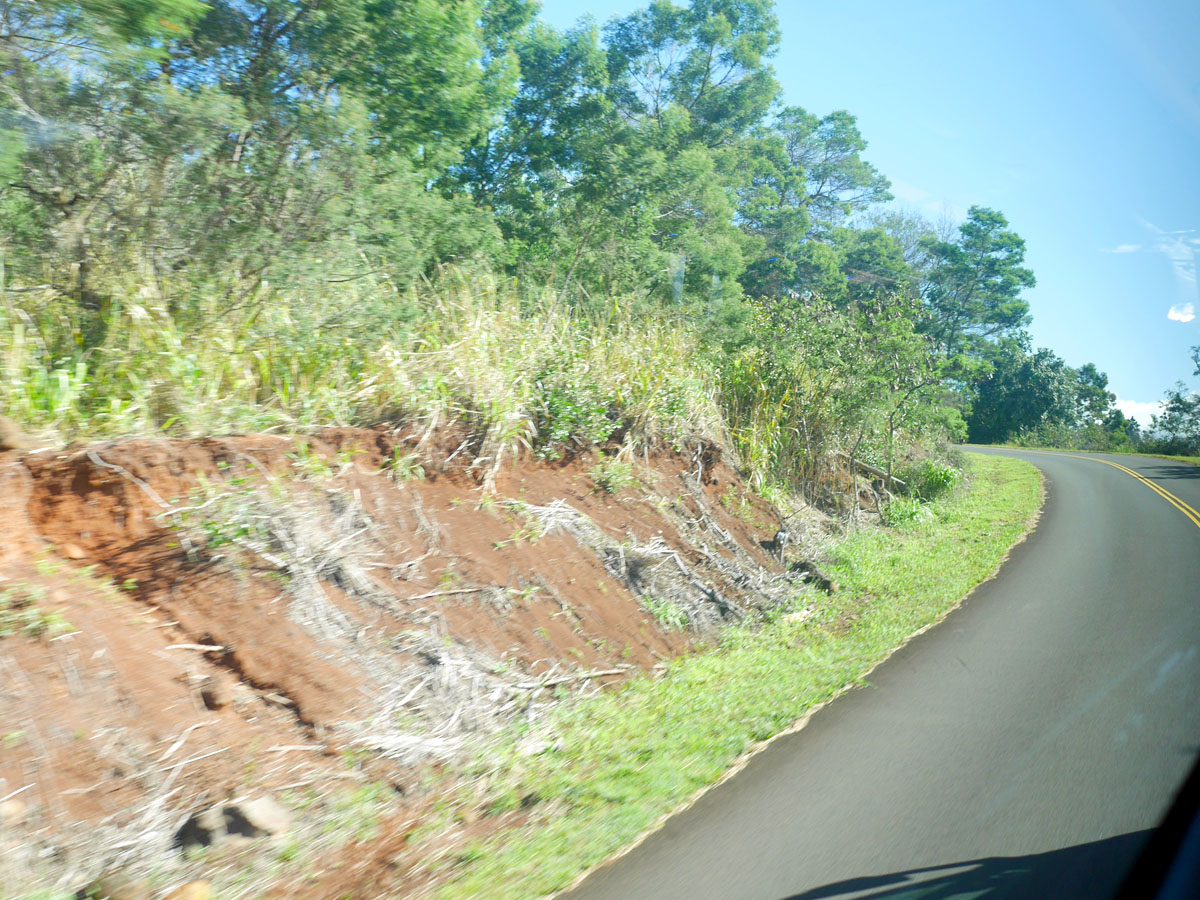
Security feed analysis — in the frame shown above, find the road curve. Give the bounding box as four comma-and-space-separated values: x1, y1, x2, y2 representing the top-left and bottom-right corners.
558, 449, 1200, 900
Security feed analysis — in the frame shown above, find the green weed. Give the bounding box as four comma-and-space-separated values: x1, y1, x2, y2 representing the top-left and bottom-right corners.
590, 456, 637, 495
389, 448, 426, 482
642, 595, 688, 631
0, 584, 71, 638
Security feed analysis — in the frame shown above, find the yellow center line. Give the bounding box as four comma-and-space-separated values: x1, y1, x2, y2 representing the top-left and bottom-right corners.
1004, 448, 1200, 531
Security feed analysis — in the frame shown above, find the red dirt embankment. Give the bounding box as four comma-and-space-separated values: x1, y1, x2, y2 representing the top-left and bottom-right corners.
0, 425, 826, 898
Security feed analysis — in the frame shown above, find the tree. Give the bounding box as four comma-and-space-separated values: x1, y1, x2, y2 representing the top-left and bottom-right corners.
919, 207, 1035, 359
1073, 362, 1115, 426
735, 107, 891, 298
453, 1, 782, 308
1151, 386, 1200, 454
773, 107, 891, 234
838, 227, 913, 304
603, 0, 780, 148
966, 341, 1076, 444
0, 0, 530, 322
1147, 346, 1200, 454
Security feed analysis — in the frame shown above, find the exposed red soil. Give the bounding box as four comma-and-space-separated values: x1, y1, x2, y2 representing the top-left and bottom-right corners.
0, 426, 805, 898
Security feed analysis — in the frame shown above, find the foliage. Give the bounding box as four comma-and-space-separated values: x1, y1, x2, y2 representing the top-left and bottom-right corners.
919, 207, 1035, 361
880, 496, 931, 529
1148, 384, 1200, 455
993, 345, 1197, 454
0, 267, 723, 464
899, 459, 962, 501
1138, 347, 1200, 456
642, 594, 689, 631
590, 454, 637, 494
718, 291, 941, 499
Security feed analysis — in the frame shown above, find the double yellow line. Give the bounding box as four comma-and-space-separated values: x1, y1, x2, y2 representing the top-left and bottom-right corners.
1017, 449, 1200, 531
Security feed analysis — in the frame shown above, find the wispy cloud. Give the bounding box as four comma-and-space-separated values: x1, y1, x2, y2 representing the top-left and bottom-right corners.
1139, 219, 1199, 305
1168, 302, 1196, 323
888, 179, 931, 206
1100, 243, 1142, 254
1115, 397, 1165, 423
887, 180, 969, 225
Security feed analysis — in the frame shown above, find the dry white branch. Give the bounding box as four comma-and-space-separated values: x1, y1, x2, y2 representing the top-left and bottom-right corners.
164, 643, 224, 652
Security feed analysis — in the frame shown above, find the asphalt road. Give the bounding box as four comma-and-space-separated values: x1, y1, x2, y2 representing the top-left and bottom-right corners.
558, 449, 1200, 900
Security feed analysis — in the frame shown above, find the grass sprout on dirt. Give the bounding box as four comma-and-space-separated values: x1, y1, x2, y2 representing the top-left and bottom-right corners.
0, 583, 71, 638
425, 453, 1041, 900
589, 455, 638, 494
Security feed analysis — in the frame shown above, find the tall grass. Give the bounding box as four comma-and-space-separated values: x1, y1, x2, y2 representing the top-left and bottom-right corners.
1, 268, 723, 466
2, 266, 960, 502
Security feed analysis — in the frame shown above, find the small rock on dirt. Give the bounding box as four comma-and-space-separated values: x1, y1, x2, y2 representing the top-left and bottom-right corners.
174, 806, 226, 851
197, 675, 232, 711
175, 796, 290, 851
0, 798, 27, 825
224, 795, 290, 838
163, 881, 212, 900
0, 415, 33, 452
81, 868, 151, 900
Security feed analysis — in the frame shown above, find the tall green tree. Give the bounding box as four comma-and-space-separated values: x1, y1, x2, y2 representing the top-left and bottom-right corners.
1, 0, 532, 323
736, 107, 891, 298
966, 341, 1077, 443
919, 206, 1035, 360
603, 0, 780, 147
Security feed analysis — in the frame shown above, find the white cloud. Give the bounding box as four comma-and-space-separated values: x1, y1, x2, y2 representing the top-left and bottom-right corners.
1115, 398, 1165, 423
1100, 243, 1142, 253
1168, 302, 1196, 322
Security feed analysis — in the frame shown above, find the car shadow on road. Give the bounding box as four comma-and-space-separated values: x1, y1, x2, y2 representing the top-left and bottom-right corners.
776, 829, 1150, 900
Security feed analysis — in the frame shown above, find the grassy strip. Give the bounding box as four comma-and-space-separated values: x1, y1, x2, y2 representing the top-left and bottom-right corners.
1113, 451, 1200, 467
432, 452, 1042, 899
999, 444, 1200, 468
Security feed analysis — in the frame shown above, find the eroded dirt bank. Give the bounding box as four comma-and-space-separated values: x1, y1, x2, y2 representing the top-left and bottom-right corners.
0, 426, 834, 898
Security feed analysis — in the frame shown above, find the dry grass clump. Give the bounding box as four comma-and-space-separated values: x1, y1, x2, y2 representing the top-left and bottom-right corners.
1, 268, 723, 474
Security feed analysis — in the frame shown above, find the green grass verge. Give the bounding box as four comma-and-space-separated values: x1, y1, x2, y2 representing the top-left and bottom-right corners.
998, 444, 1200, 468
1118, 452, 1200, 466
431, 452, 1043, 899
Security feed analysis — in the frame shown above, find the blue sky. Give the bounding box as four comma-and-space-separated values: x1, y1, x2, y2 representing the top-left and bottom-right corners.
539, 0, 1200, 420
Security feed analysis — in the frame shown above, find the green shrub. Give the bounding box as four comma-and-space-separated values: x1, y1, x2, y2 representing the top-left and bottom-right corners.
881, 496, 932, 529
643, 595, 689, 630
899, 459, 962, 501
537, 380, 617, 459
590, 456, 637, 494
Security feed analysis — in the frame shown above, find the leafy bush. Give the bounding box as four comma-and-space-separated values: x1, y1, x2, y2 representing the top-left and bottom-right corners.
881, 497, 932, 529
642, 595, 689, 631
907, 460, 962, 500
536, 380, 617, 459
590, 456, 637, 494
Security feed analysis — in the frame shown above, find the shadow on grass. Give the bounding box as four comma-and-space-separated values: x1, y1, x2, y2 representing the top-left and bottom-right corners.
778, 829, 1150, 900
